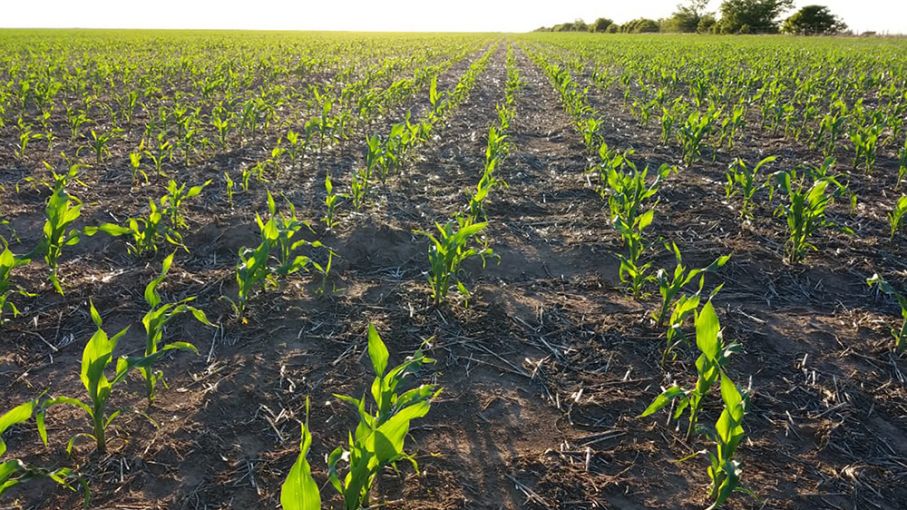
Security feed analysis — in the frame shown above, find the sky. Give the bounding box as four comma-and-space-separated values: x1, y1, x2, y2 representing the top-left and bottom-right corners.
2, 0, 905, 35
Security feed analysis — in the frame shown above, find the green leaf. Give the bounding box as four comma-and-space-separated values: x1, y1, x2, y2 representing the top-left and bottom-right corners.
639, 385, 685, 418
0, 401, 35, 457
367, 324, 389, 377
696, 300, 721, 361
280, 421, 321, 510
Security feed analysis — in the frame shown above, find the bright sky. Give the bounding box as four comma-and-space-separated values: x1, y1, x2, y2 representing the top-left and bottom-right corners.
2, 0, 905, 35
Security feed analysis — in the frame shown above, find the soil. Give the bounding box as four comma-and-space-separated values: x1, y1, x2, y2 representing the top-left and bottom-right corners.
0, 38, 905, 510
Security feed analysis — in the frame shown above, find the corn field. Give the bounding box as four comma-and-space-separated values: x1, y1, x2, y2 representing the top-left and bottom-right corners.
0, 30, 905, 509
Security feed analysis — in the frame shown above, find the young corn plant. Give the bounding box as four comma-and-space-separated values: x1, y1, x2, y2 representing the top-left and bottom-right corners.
327, 325, 438, 509
45, 301, 131, 455
84, 185, 192, 256
285, 130, 305, 169
323, 174, 344, 230
280, 398, 320, 510
771, 170, 853, 265
161, 179, 211, 231
849, 123, 882, 174
654, 243, 730, 361
231, 214, 278, 321
897, 136, 907, 189
224, 172, 235, 207
268, 193, 322, 278
467, 127, 509, 224
641, 300, 741, 440
87, 129, 118, 165
607, 164, 670, 296
145, 133, 173, 177
725, 156, 776, 220
129, 143, 146, 184
815, 101, 847, 157
705, 375, 748, 510
719, 101, 747, 150
614, 210, 656, 298
352, 135, 382, 210
889, 195, 907, 240
14, 119, 38, 160
0, 240, 31, 324
418, 216, 493, 306
139, 253, 212, 403
677, 107, 719, 165
0, 399, 79, 499
281, 325, 439, 510
867, 274, 907, 354
33, 169, 83, 295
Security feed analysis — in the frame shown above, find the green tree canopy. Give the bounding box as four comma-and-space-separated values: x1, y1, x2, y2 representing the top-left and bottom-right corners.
591, 17, 615, 33
782, 5, 847, 35
664, 0, 712, 33
719, 0, 794, 33
621, 18, 661, 33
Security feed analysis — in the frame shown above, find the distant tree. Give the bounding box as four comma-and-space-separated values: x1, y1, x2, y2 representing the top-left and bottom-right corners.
782, 5, 847, 35
548, 19, 591, 32
591, 17, 615, 33
605, 23, 620, 33
622, 18, 661, 33
718, 0, 794, 33
664, 0, 712, 32
698, 13, 718, 33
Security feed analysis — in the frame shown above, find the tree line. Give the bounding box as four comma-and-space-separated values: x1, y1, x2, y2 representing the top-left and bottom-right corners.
535, 1, 850, 35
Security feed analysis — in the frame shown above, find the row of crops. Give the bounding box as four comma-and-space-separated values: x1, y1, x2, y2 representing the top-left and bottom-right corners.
1, 30, 906, 508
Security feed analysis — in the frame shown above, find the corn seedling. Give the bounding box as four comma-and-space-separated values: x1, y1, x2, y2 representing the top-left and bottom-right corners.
849, 123, 882, 174
323, 174, 344, 230
87, 129, 118, 165
281, 326, 439, 510
268, 192, 320, 277
867, 274, 907, 354
467, 127, 509, 223
14, 119, 38, 160
719, 101, 747, 150
417, 216, 493, 306
139, 253, 211, 403
654, 242, 730, 360
349, 168, 370, 212
724, 156, 776, 220
677, 107, 719, 165
606, 163, 670, 297
65, 105, 91, 141
145, 133, 173, 176
129, 142, 146, 184
327, 324, 439, 509
771, 170, 853, 265
898, 137, 907, 189
231, 213, 278, 320
285, 130, 304, 169
161, 179, 211, 230
33, 167, 83, 295
641, 301, 740, 440
280, 398, 320, 510
579, 117, 603, 153
84, 197, 181, 257
0, 399, 80, 500
0, 240, 31, 324
704, 375, 748, 510
224, 172, 235, 207
614, 210, 656, 298
45, 301, 131, 454
888, 195, 907, 240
